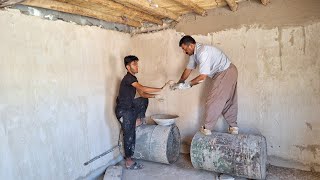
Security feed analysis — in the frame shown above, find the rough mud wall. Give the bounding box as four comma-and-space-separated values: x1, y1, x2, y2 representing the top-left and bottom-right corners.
0, 9, 130, 179
176, 0, 320, 35
130, 22, 320, 171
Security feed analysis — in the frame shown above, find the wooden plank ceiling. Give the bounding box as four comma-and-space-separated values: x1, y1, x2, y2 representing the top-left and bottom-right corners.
1, 0, 271, 28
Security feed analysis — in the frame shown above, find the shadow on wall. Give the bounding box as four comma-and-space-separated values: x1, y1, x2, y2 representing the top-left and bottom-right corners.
103, 54, 125, 160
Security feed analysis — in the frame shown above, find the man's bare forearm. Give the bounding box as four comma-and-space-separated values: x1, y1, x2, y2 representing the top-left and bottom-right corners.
132, 82, 162, 93
140, 92, 157, 98
178, 69, 192, 83
190, 74, 207, 86
140, 86, 162, 93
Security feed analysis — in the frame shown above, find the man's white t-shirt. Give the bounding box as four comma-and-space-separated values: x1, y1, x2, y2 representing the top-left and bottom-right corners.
187, 43, 231, 78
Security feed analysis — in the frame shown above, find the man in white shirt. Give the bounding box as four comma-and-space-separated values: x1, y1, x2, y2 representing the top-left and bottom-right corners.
173, 35, 239, 135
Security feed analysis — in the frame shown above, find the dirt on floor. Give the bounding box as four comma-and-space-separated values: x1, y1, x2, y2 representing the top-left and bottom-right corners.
118, 154, 320, 180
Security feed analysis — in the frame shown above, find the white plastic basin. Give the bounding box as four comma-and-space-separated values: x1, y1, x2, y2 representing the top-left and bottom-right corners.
151, 114, 179, 126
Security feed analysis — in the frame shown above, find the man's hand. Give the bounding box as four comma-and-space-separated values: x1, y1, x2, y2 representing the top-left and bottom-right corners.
171, 74, 207, 90
171, 82, 191, 90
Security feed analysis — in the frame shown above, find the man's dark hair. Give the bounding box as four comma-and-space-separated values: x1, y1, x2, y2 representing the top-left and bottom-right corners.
124, 55, 139, 67
179, 35, 196, 47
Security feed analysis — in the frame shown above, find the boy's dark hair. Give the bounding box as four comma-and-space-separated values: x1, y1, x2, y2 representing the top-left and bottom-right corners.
179, 35, 196, 47
124, 55, 139, 67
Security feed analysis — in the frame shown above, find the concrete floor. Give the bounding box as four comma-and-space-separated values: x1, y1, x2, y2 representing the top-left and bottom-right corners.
117, 154, 320, 180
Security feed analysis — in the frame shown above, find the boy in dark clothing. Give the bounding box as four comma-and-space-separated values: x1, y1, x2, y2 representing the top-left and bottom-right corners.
115, 55, 167, 170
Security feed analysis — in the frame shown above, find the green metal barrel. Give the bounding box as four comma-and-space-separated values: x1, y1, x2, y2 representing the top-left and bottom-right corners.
190, 132, 267, 179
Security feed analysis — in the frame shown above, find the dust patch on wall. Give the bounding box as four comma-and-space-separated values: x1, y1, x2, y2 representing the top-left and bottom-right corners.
306, 122, 313, 130
295, 145, 320, 158
175, 0, 320, 35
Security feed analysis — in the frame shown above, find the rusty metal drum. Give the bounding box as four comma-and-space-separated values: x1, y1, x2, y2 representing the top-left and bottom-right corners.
190, 132, 267, 179
133, 124, 181, 164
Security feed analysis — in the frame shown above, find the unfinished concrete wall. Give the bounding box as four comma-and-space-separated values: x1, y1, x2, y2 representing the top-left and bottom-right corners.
130, 23, 320, 171
0, 9, 130, 179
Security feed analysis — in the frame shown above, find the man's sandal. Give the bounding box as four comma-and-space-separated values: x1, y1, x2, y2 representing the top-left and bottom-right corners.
126, 162, 144, 170
200, 126, 212, 136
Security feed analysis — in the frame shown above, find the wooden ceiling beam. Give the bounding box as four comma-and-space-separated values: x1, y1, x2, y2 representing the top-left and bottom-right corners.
93, 0, 163, 25
225, 0, 238, 11
171, 0, 207, 16
113, 0, 180, 21
169, 0, 248, 15
55, 0, 163, 25
118, 2, 166, 19
21, 0, 142, 27
261, 0, 270, 5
